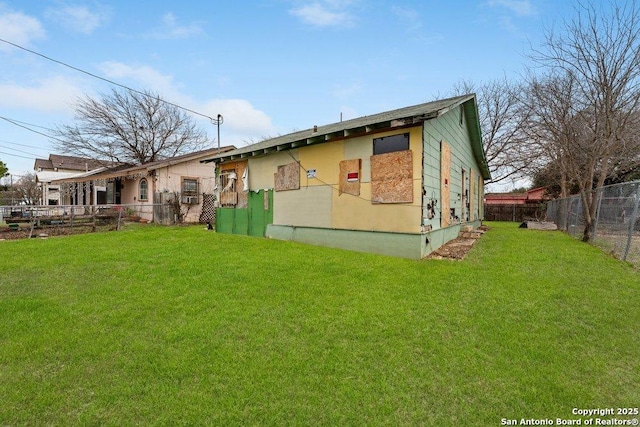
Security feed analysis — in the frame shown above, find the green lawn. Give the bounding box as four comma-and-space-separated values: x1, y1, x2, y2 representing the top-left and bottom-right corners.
1, 222, 638, 426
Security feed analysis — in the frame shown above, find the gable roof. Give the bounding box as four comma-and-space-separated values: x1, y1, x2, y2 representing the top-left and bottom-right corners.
50, 146, 236, 183
34, 154, 107, 172
201, 94, 491, 180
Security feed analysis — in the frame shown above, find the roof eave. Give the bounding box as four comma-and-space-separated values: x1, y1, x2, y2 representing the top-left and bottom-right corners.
463, 97, 492, 181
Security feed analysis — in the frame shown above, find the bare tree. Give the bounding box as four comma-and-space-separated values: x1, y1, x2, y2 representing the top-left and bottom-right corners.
13, 172, 39, 205
451, 78, 531, 187
54, 88, 209, 165
530, 0, 640, 241
522, 71, 582, 199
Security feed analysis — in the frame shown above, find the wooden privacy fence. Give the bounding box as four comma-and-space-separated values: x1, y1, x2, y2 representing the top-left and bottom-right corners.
484, 204, 546, 222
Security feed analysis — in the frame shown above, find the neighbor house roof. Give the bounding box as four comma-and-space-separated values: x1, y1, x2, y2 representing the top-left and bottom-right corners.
201, 94, 491, 180
34, 154, 106, 172
50, 146, 236, 184
36, 171, 85, 183
485, 187, 548, 204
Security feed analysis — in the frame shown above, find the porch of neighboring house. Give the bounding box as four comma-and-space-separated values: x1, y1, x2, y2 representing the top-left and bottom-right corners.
52, 176, 181, 225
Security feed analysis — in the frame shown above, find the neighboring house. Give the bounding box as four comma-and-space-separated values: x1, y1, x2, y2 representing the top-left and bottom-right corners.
34, 154, 106, 205
484, 187, 548, 205
201, 94, 491, 259
51, 147, 235, 223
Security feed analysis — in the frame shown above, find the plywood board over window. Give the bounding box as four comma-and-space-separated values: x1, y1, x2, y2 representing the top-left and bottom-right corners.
441, 141, 451, 227
470, 169, 476, 221
339, 159, 361, 196
370, 150, 413, 203
274, 162, 300, 191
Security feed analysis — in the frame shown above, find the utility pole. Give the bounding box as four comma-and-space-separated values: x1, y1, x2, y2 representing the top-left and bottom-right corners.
211, 114, 223, 151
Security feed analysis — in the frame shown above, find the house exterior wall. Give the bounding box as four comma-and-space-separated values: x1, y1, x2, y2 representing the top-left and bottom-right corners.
111, 160, 217, 223
422, 106, 485, 228
259, 126, 423, 234
215, 99, 487, 259
248, 151, 299, 189
418, 106, 487, 257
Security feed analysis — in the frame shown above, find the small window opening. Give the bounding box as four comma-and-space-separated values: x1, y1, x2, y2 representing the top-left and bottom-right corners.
373, 133, 409, 155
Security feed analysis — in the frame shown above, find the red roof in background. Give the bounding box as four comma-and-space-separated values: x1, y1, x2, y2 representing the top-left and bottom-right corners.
485, 187, 548, 205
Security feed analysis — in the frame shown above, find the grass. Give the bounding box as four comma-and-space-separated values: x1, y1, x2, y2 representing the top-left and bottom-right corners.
0, 222, 638, 425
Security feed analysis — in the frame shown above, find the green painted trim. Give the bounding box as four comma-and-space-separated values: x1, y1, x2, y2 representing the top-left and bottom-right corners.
463, 99, 491, 180
420, 220, 482, 258
267, 225, 424, 259
267, 221, 482, 260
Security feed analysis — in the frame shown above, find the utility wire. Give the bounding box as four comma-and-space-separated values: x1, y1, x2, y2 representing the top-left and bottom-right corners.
285, 149, 426, 210
0, 143, 41, 157
0, 38, 217, 122
0, 118, 57, 133
0, 138, 51, 152
0, 150, 34, 160
0, 115, 67, 145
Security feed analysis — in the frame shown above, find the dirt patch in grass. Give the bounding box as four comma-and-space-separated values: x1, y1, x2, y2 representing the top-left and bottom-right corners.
427, 225, 489, 260
0, 225, 117, 241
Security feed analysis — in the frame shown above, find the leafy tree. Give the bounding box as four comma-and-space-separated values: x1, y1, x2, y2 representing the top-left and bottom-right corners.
53, 88, 209, 165
0, 160, 8, 179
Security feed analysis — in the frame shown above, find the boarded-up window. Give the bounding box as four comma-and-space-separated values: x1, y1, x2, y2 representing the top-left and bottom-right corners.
478, 175, 484, 219
274, 162, 300, 191
370, 150, 413, 204
339, 159, 361, 196
470, 169, 476, 221
441, 141, 451, 227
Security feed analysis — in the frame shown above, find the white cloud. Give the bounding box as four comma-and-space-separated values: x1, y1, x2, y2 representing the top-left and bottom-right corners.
0, 76, 84, 113
99, 61, 275, 145
45, 4, 110, 34
146, 12, 204, 39
486, 0, 536, 17
0, 6, 45, 51
391, 5, 443, 45
198, 99, 276, 145
289, 1, 356, 27
99, 61, 177, 93
392, 6, 422, 33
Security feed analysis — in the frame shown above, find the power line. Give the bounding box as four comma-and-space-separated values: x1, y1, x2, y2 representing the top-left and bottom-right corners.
0, 115, 67, 145
0, 143, 41, 157
0, 138, 51, 153
0, 139, 48, 151
0, 37, 217, 122
0, 150, 34, 160
0, 119, 57, 133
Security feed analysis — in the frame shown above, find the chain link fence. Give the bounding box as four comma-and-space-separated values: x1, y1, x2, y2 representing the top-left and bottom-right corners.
546, 181, 640, 267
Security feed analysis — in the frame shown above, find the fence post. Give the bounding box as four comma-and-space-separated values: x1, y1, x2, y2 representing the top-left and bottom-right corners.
622, 185, 640, 261
593, 188, 603, 239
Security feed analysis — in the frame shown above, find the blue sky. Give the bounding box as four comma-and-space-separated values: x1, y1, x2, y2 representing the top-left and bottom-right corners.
0, 0, 573, 180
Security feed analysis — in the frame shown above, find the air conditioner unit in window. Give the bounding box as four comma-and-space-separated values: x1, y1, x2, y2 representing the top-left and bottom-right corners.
182, 196, 198, 204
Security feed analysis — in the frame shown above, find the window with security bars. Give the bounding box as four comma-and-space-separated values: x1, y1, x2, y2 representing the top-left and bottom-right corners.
181, 178, 199, 204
